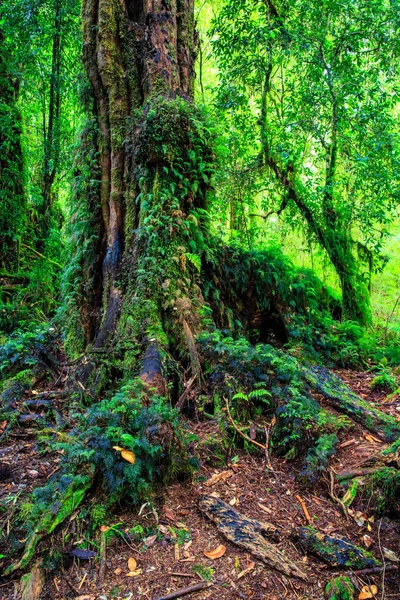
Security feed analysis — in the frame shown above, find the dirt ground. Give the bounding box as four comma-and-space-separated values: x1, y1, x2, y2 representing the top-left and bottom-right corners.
0, 370, 399, 600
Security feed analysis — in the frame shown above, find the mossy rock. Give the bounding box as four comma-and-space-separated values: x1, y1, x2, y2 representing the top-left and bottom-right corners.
325, 576, 355, 600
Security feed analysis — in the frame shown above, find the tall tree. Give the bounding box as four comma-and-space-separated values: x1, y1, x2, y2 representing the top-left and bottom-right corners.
211, 0, 400, 325
68, 0, 213, 387
0, 26, 26, 272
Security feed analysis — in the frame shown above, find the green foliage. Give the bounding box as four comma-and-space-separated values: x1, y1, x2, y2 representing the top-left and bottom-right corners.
200, 330, 344, 463
0, 324, 54, 379
370, 362, 398, 392
366, 468, 400, 518
39, 380, 195, 506
300, 434, 338, 485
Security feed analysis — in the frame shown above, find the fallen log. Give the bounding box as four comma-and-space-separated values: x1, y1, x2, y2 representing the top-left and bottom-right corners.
199, 495, 307, 580
304, 367, 400, 442
295, 526, 381, 569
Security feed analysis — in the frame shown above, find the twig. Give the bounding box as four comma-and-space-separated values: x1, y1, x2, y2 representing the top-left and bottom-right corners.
63, 574, 79, 596
98, 530, 107, 585
21, 243, 62, 269
224, 399, 267, 451
264, 422, 274, 470
153, 580, 213, 600
167, 573, 195, 578
295, 495, 312, 524
377, 519, 386, 600
176, 376, 196, 409
351, 565, 398, 576
328, 469, 349, 520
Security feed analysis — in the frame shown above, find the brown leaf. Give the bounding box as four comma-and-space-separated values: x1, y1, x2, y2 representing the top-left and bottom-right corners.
100, 525, 110, 532
126, 569, 142, 577
128, 557, 137, 571
0, 420, 6, 435
164, 506, 176, 521
204, 544, 226, 560
258, 502, 272, 514
362, 534, 373, 549
363, 432, 383, 444
114, 567, 123, 575
144, 535, 157, 547
204, 470, 233, 486
237, 561, 255, 579
249, 423, 257, 440
359, 585, 378, 599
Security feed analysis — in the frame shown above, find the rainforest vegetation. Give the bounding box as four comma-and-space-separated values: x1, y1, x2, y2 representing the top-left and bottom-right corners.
0, 0, 399, 598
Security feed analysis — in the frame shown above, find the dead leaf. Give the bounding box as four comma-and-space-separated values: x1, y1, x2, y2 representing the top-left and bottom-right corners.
0, 420, 6, 434
339, 438, 356, 448
158, 524, 169, 535
144, 535, 157, 547
362, 534, 373, 548
126, 569, 142, 577
121, 450, 135, 464
363, 432, 383, 444
112, 447, 136, 464
359, 585, 378, 599
174, 543, 180, 561
164, 506, 176, 521
128, 557, 137, 571
204, 470, 233, 487
114, 567, 122, 575
237, 561, 255, 579
258, 502, 272, 514
229, 497, 237, 506
383, 547, 400, 562
204, 544, 226, 560
100, 525, 110, 532
249, 423, 256, 440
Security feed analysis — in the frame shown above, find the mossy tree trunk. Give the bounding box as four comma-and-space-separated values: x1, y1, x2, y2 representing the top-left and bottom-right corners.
0, 27, 26, 272
80, 0, 210, 389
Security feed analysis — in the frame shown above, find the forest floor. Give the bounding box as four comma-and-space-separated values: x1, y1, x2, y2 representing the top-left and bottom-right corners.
0, 371, 399, 600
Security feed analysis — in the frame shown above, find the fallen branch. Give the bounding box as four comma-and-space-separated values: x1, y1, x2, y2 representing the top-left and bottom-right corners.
199, 495, 307, 580
328, 469, 349, 520
304, 367, 400, 442
351, 565, 398, 576
295, 495, 311, 524
295, 526, 381, 569
224, 399, 267, 451
154, 580, 213, 600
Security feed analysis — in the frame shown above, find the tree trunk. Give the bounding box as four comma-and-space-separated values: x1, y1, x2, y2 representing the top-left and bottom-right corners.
79, 0, 210, 389
0, 27, 26, 272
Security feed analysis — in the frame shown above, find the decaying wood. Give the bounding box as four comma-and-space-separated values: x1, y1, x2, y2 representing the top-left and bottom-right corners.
154, 580, 213, 600
304, 367, 400, 442
19, 564, 45, 600
199, 495, 307, 580
351, 564, 398, 576
295, 526, 381, 569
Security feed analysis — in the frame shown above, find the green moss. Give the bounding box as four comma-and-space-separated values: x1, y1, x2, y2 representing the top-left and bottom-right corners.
366, 467, 400, 517
325, 576, 355, 600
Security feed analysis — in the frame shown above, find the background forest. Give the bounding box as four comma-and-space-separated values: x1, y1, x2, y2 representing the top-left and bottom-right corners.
0, 0, 400, 598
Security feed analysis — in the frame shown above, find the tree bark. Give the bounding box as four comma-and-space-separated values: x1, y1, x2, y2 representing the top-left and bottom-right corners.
79, 0, 207, 389
0, 27, 26, 272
